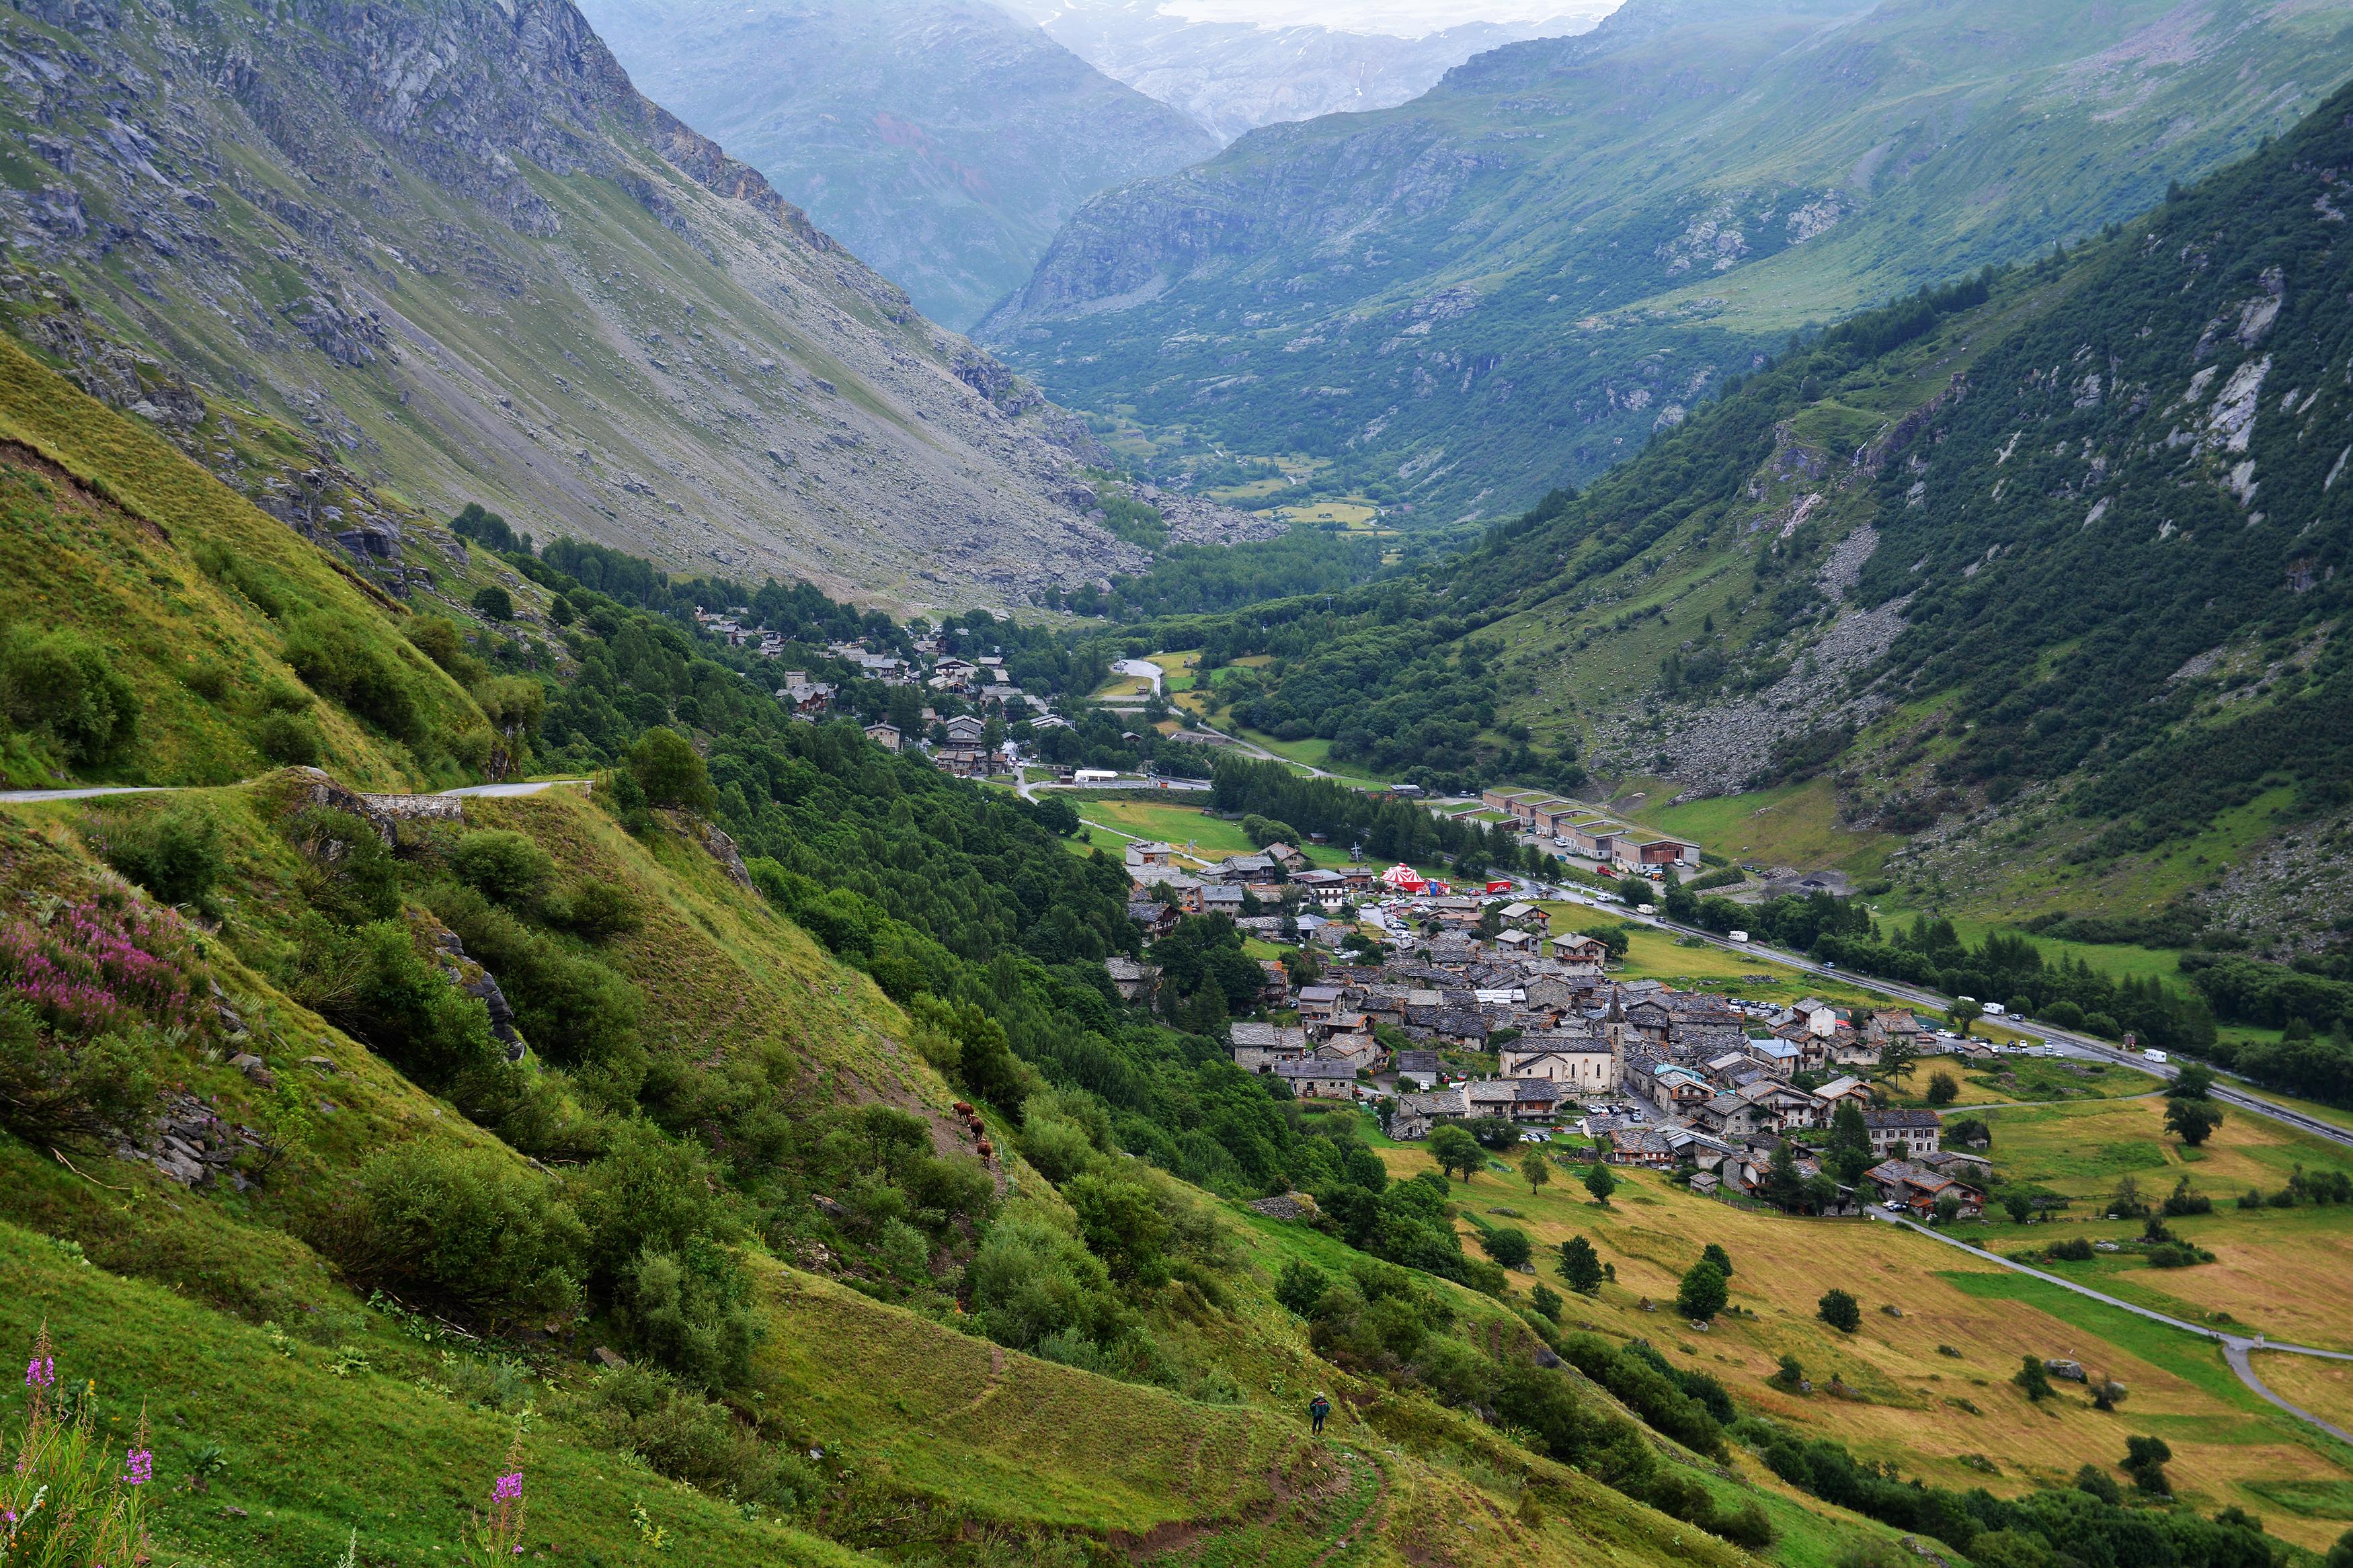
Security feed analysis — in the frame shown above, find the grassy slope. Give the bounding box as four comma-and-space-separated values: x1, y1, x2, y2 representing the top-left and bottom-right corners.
1365, 1128, 2353, 1551
0, 335, 494, 789
0, 780, 1780, 1568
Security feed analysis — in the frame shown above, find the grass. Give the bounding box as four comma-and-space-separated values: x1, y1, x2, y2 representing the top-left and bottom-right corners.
0, 1219, 863, 1568
1366, 1141, 2353, 1549
1072, 799, 1357, 870
1888, 1053, 2163, 1108
1631, 780, 1891, 876
0, 337, 493, 791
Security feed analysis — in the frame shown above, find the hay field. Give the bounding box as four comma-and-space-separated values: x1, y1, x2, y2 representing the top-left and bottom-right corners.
1375, 1143, 2353, 1549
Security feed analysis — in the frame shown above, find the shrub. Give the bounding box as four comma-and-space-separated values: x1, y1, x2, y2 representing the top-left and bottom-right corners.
560, 1364, 818, 1511
965, 1202, 1123, 1354
1818, 1288, 1861, 1332
473, 585, 515, 622
448, 830, 556, 907
0, 1001, 156, 1146
252, 710, 321, 766
406, 616, 487, 685
1276, 1258, 1331, 1317
2013, 1356, 2055, 1401
1479, 1225, 1532, 1270
333, 1143, 587, 1323
98, 807, 224, 909
628, 727, 717, 812
0, 627, 138, 765
556, 878, 643, 940
282, 808, 402, 924
1925, 1071, 1959, 1107
292, 920, 502, 1088
612, 1237, 760, 1393
428, 887, 642, 1071
1529, 1282, 1563, 1323
1675, 1258, 1728, 1321
282, 612, 420, 740
2045, 1238, 2094, 1261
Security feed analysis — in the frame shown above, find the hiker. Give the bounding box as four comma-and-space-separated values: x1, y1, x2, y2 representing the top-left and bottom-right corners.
1308, 1393, 1331, 1435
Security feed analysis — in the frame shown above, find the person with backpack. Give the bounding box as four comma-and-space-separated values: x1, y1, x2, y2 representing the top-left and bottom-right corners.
1308, 1393, 1331, 1435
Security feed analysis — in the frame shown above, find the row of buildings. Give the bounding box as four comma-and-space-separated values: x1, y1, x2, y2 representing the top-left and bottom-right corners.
1476, 788, 1700, 873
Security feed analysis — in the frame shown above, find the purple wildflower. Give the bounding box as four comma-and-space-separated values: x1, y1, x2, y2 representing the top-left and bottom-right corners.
24, 1356, 52, 1389
125, 1448, 153, 1486
493, 1472, 522, 1502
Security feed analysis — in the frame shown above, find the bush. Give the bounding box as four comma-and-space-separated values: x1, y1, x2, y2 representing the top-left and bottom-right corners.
472, 585, 515, 622
965, 1202, 1123, 1354
628, 727, 718, 813
556, 878, 643, 941
561, 1364, 819, 1511
572, 1123, 761, 1391
99, 807, 224, 908
0, 627, 138, 765
1479, 1225, 1532, 1269
1817, 1288, 1861, 1333
1925, 1071, 1959, 1107
2045, 1238, 2094, 1262
282, 612, 421, 740
333, 1143, 587, 1323
1675, 1258, 1728, 1320
448, 830, 556, 907
0, 1001, 156, 1146
252, 710, 321, 766
1276, 1258, 1331, 1317
292, 919, 502, 1088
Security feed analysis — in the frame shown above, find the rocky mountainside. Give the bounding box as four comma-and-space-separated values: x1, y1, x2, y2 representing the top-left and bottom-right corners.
982, 0, 2353, 526
1002, 0, 1609, 143
0, 0, 1153, 610
1158, 76, 2353, 940
577, 0, 1220, 330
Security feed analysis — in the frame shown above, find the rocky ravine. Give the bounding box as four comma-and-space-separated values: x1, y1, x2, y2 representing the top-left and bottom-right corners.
0, 0, 1163, 609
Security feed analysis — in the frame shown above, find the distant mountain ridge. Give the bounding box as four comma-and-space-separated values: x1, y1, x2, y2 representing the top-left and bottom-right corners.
1003, 0, 1611, 143
579, 0, 1222, 329
0, 0, 1148, 609
983, 0, 2353, 524
1142, 73, 2353, 951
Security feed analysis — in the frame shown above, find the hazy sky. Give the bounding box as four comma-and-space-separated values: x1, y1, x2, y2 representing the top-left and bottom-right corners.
1158, 0, 1618, 33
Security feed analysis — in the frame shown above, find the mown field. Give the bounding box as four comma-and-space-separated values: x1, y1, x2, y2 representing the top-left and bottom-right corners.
1357, 1124, 2353, 1551
1887, 1053, 2165, 1108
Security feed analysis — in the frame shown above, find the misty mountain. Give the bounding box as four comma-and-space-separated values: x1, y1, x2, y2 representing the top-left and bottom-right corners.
1002, 0, 1610, 142
581, 0, 1222, 329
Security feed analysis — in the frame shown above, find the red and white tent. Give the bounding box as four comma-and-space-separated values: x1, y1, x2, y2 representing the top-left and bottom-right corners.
1380, 864, 1427, 893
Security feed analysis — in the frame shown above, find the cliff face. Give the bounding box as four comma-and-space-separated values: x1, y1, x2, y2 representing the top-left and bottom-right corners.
0, 0, 1145, 608
578, 0, 1221, 331
982, 0, 2353, 526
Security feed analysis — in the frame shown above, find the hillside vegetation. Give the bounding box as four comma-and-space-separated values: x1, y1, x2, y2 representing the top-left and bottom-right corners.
984, 0, 2353, 523
0, 327, 1886, 1568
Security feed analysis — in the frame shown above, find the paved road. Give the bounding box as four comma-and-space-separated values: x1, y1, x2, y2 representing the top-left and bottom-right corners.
1871, 1210, 2353, 1444
1110, 658, 1164, 697
1526, 882, 2353, 1153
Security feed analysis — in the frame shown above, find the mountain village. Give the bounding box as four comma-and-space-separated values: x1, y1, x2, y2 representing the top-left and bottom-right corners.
1116, 832, 1993, 1224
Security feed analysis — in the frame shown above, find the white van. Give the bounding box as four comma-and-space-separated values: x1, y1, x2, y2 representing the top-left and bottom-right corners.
2143, 1048, 2169, 1064
1982, 1001, 2007, 1018
1728, 930, 1750, 944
